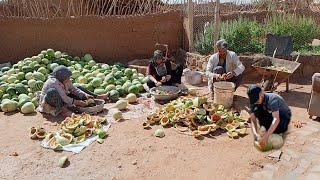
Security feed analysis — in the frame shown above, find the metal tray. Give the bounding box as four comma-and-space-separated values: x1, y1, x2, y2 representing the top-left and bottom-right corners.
150, 86, 181, 101
78, 99, 105, 114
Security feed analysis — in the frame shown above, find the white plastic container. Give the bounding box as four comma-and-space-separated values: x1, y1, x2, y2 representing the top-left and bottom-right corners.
213, 81, 235, 109
185, 71, 203, 85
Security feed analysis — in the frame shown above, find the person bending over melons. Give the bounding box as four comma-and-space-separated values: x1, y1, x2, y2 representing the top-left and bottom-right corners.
37, 66, 109, 117
145, 50, 183, 89
247, 84, 291, 150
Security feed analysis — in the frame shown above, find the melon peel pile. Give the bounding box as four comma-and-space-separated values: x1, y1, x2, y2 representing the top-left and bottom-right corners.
30, 113, 108, 150
143, 97, 248, 139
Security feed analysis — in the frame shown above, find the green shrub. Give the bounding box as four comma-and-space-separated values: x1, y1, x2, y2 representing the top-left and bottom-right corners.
221, 18, 265, 54
297, 45, 320, 55
194, 14, 320, 55
194, 18, 265, 55
194, 23, 215, 55
266, 14, 320, 51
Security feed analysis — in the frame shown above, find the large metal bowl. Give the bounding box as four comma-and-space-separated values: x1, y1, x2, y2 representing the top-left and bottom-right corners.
78, 99, 105, 114
150, 86, 181, 101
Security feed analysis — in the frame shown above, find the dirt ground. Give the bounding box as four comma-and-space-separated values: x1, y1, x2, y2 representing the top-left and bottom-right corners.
0, 78, 313, 180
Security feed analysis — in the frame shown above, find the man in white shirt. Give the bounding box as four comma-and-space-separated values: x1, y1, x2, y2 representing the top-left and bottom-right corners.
206, 39, 245, 92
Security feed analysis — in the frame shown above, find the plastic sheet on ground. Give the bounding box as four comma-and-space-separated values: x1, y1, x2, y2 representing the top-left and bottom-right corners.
41, 124, 111, 153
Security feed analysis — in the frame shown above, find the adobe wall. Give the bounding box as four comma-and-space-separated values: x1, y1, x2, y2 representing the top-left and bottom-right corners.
0, 11, 183, 64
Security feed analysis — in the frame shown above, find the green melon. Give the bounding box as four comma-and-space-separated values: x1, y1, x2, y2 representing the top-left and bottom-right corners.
25, 72, 33, 80
33, 72, 46, 81
6, 87, 16, 96
91, 78, 102, 88
16, 72, 25, 81
50, 63, 59, 71
42, 58, 50, 65
18, 98, 31, 108
37, 67, 48, 75
109, 90, 120, 102
105, 75, 115, 85
21, 102, 35, 114
33, 81, 44, 92
116, 87, 126, 97
122, 82, 132, 93
28, 79, 37, 88
124, 68, 133, 78
128, 85, 139, 94
22, 66, 33, 73
77, 76, 87, 84
1, 75, 9, 82
105, 84, 116, 92
21, 80, 28, 85
84, 54, 93, 61
94, 88, 107, 95
7, 76, 17, 83
15, 83, 28, 94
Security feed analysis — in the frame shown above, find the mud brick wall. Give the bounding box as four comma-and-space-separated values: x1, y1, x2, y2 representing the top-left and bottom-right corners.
0, 11, 183, 64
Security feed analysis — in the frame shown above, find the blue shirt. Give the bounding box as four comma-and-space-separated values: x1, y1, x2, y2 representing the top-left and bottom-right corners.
264, 93, 291, 120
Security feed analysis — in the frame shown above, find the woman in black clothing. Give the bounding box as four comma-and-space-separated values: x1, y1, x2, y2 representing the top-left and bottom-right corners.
146, 50, 183, 88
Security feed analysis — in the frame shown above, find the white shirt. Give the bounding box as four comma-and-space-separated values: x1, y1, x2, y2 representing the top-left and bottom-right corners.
205, 50, 245, 92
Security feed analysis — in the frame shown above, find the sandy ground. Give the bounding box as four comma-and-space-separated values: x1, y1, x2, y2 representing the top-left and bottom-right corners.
0, 79, 313, 180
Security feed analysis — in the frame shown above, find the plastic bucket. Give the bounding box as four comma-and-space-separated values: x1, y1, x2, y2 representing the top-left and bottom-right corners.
213, 81, 235, 109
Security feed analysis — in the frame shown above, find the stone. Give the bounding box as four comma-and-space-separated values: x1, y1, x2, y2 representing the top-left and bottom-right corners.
9, 152, 18, 156
132, 160, 137, 165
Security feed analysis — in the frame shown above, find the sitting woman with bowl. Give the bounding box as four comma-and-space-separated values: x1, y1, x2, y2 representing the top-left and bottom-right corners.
146, 50, 183, 89
37, 66, 109, 117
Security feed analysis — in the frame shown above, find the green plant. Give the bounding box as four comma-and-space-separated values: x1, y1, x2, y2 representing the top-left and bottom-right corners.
194, 18, 265, 55
297, 45, 320, 55
194, 23, 215, 55
221, 18, 265, 54
266, 14, 320, 51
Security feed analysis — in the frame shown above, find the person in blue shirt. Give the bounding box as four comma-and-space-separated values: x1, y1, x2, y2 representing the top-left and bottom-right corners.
247, 84, 291, 147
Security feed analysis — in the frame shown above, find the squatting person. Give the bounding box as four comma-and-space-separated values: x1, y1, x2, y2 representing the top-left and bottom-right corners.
146, 50, 183, 89
206, 39, 245, 92
247, 84, 292, 147
37, 65, 109, 117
